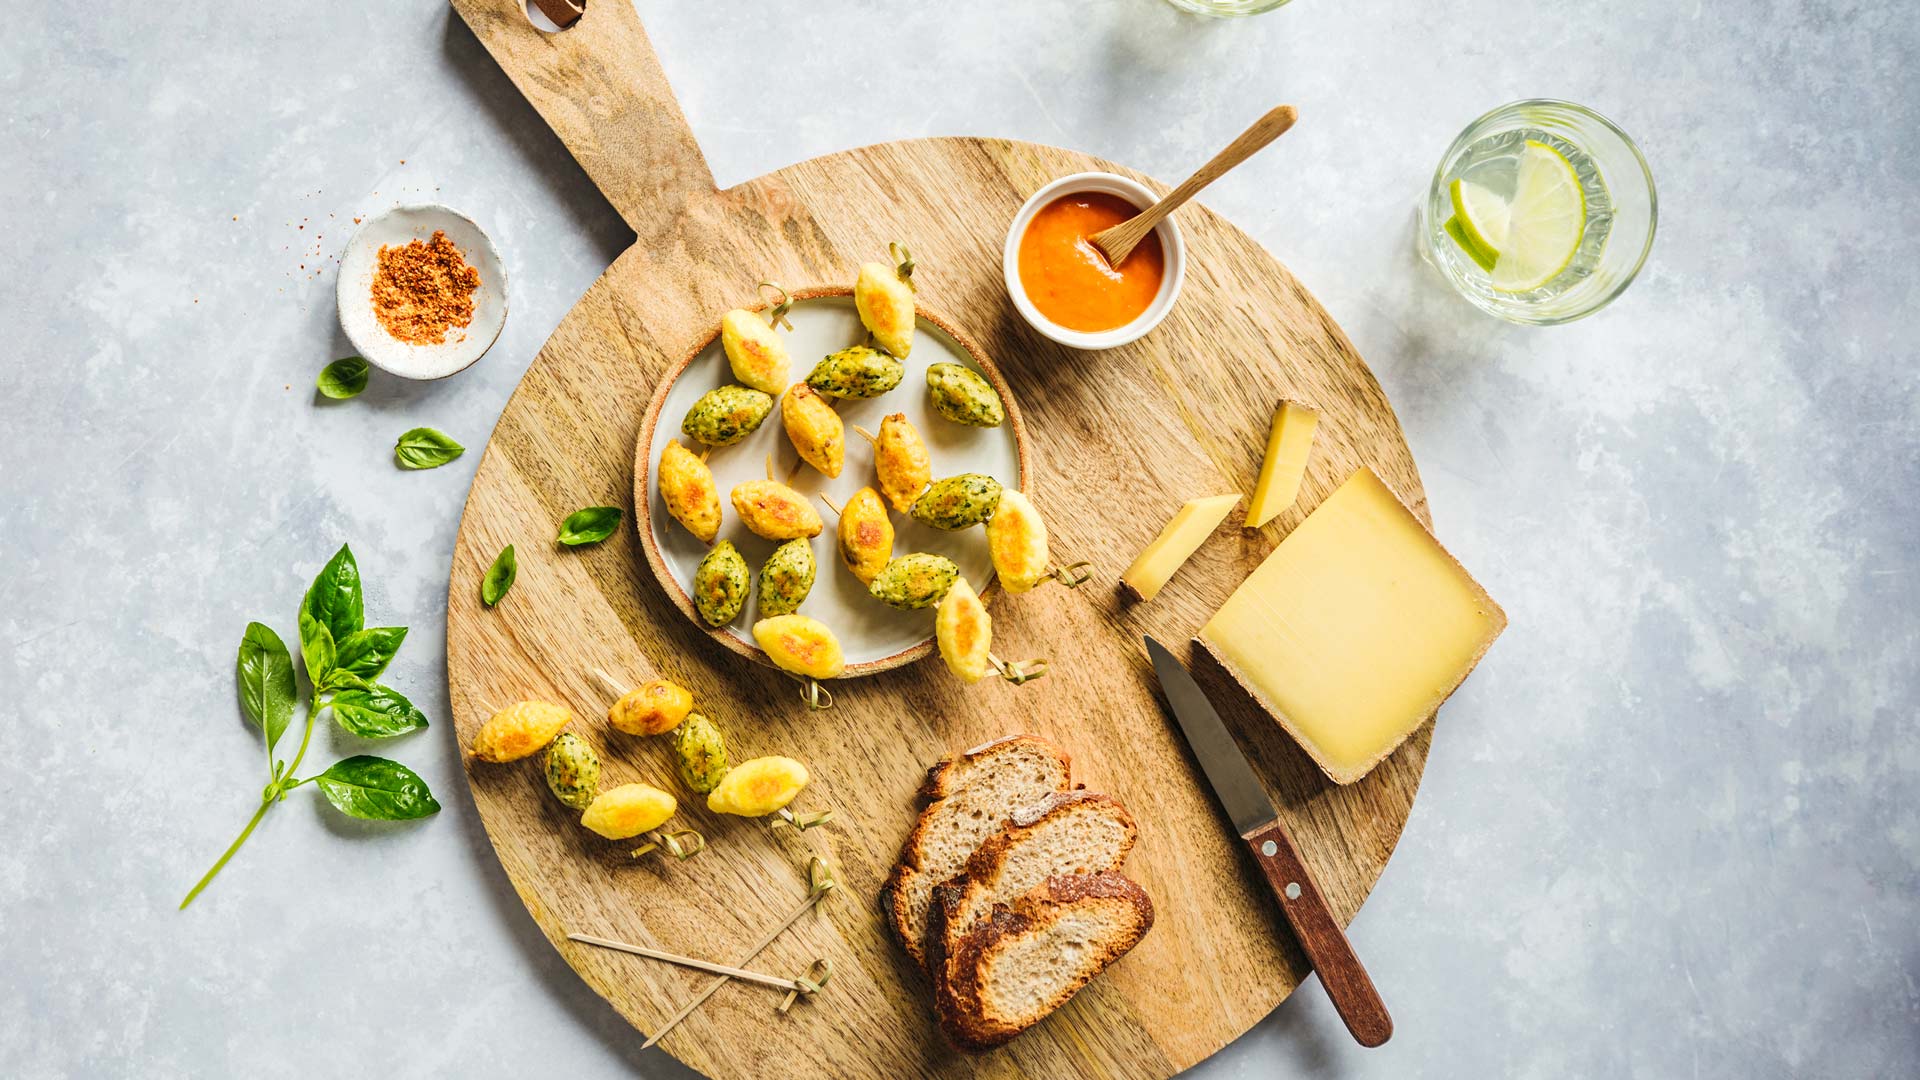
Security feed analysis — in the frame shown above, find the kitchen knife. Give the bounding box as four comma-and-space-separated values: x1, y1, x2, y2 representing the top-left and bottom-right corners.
1145, 635, 1393, 1047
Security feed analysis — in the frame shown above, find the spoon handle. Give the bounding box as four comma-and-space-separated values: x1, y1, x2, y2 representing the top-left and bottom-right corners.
1102, 104, 1297, 263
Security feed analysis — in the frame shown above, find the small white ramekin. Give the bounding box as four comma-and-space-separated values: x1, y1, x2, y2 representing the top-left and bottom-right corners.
337, 203, 508, 380
1002, 172, 1186, 351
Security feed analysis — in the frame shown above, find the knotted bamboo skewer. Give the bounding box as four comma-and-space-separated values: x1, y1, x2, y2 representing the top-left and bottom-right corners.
642, 857, 838, 1047
567, 933, 828, 998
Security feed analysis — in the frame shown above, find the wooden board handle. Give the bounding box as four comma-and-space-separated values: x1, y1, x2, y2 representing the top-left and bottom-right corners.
450, 0, 716, 238
1242, 821, 1393, 1047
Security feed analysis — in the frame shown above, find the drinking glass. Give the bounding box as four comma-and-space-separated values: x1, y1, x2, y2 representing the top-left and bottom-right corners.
1418, 99, 1657, 324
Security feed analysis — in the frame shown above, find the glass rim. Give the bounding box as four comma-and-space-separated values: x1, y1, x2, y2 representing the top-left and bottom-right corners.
1429, 98, 1659, 325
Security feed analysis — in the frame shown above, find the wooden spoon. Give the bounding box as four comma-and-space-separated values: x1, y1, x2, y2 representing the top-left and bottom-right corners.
1091, 104, 1299, 267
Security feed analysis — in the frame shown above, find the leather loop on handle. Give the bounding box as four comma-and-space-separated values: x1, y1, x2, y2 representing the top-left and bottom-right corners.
529, 0, 582, 28
1243, 820, 1393, 1047
450, 0, 716, 239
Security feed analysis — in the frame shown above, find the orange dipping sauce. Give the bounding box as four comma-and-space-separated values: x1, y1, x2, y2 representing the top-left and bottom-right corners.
1017, 191, 1166, 333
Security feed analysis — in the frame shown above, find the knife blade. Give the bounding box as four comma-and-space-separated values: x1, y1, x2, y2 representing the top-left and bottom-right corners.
1144, 635, 1393, 1047
1145, 635, 1281, 837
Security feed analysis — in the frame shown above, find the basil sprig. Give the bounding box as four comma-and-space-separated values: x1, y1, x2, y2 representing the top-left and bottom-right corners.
482, 545, 516, 606
557, 506, 622, 546
394, 427, 465, 470
316, 357, 370, 399
181, 544, 439, 910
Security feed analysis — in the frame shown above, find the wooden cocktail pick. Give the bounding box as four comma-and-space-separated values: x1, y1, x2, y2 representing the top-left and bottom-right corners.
1090, 104, 1298, 267
642, 856, 839, 1047
568, 933, 829, 1000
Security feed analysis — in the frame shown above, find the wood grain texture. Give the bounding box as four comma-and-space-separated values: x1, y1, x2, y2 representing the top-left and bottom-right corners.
446, 2, 1432, 1077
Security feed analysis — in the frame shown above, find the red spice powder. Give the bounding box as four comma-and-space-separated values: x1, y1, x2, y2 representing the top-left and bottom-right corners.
370, 230, 480, 345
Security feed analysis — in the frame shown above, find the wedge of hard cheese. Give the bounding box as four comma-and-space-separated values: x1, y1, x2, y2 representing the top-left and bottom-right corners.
1243, 400, 1319, 528
1199, 467, 1506, 784
1121, 494, 1241, 601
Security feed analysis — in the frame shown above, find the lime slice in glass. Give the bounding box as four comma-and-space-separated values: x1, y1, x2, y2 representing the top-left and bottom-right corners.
1448, 177, 1509, 263
1444, 216, 1497, 271
1491, 140, 1586, 293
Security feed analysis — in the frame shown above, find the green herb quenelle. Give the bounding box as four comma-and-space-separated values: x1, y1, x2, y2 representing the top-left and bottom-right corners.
692, 540, 750, 626
757, 538, 816, 617
925, 362, 1004, 427
806, 345, 905, 399
910, 473, 1003, 530
681, 384, 773, 447
869, 552, 960, 610
544, 732, 603, 811
181, 545, 439, 910
674, 712, 730, 794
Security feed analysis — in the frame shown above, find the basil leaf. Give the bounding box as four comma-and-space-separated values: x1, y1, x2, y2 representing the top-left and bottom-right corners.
313, 756, 440, 820
482, 545, 516, 606
297, 609, 335, 683
557, 506, 622, 546
333, 626, 407, 682
300, 544, 363, 645
236, 622, 295, 752
394, 427, 465, 470
318, 669, 374, 693
328, 684, 429, 739
315, 357, 369, 400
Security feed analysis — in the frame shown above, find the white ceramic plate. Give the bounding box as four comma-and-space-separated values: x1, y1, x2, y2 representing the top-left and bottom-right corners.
336, 204, 507, 380
635, 290, 1029, 677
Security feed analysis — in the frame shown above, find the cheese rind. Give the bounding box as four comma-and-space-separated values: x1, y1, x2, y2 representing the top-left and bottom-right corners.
1120, 494, 1241, 601
1199, 468, 1505, 784
1243, 400, 1319, 528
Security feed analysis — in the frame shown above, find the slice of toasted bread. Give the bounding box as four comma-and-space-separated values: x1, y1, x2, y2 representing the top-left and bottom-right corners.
927, 791, 1138, 1021
940, 872, 1156, 1050
881, 735, 1072, 968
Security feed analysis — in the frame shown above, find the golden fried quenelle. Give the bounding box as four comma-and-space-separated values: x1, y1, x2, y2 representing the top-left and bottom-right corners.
720, 309, 791, 395
836, 486, 894, 585
986, 489, 1049, 593
731, 480, 824, 540
707, 756, 810, 817
873, 412, 931, 513
658, 439, 721, 543
753, 614, 846, 679
608, 678, 693, 736
580, 782, 678, 840
781, 383, 844, 478
935, 577, 993, 683
469, 700, 574, 763
855, 259, 914, 358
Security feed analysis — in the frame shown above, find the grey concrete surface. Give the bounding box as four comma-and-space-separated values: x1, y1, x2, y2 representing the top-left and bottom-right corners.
2, 1, 1915, 1077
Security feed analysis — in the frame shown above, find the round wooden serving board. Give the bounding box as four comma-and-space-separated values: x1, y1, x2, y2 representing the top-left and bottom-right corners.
445, 3, 1431, 1078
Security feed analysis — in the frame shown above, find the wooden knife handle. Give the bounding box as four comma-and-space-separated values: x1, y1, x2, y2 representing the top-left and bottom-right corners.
1242, 821, 1393, 1047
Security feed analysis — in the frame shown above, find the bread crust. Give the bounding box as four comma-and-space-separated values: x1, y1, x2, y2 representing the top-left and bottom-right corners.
927, 792, 1138, 1026
913, 733, 1072, 804
940, 872, 1155, 1050
884, 734, 1072, 966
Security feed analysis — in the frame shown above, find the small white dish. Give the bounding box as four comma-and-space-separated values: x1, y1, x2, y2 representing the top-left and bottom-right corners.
1002, 172, 1186, 351
336, 204, 507, 380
